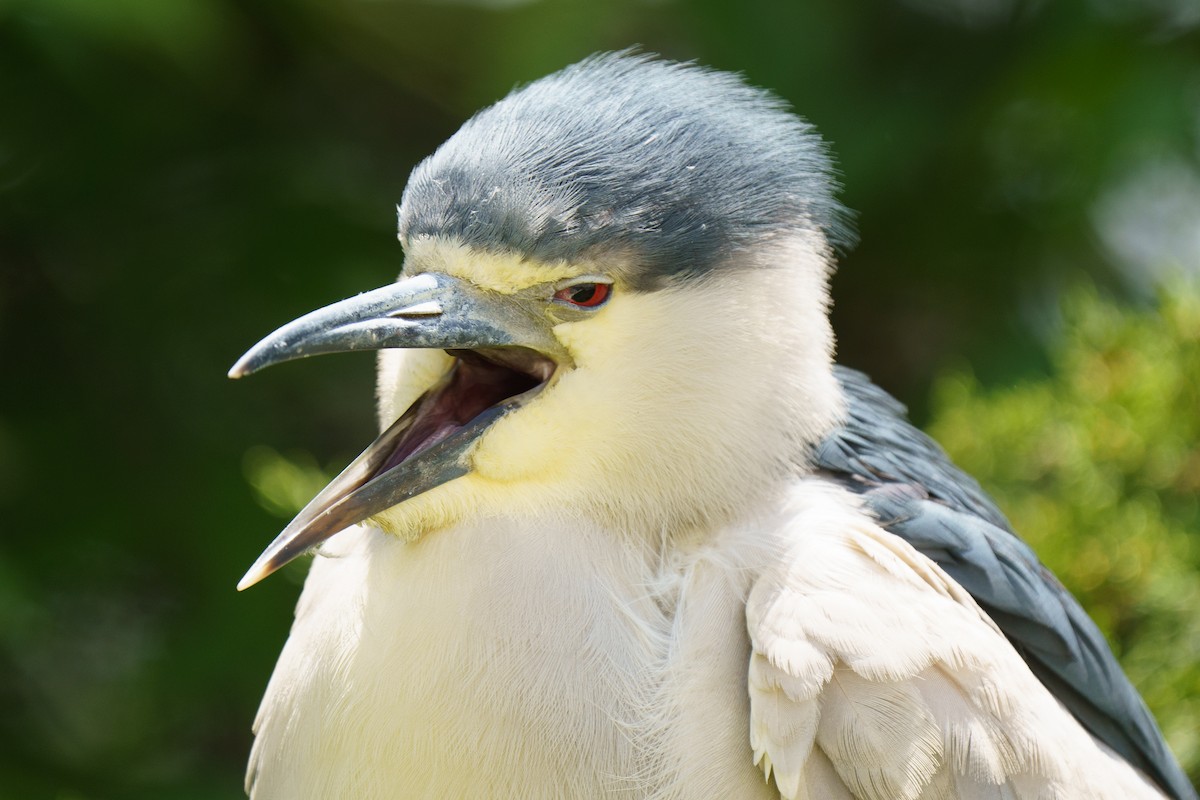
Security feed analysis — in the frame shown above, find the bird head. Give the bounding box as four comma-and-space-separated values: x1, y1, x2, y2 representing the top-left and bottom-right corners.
231, 52, 850, 589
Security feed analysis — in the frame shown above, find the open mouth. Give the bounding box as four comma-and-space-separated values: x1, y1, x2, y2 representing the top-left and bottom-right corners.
371, 347, 557, 481
231, 270, 573, 589
236, 346, 556, 589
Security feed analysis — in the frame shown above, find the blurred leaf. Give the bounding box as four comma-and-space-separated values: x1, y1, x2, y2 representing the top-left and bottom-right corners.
243, 446, 332, 519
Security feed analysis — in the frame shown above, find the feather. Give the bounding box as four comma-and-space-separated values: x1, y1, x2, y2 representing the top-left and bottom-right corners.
814, 367, 1196, 800
816, 668, 942, 800
745, 482, 1172, 800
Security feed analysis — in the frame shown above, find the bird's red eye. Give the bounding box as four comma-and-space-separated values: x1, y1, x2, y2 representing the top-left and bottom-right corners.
554, 282, 611, 308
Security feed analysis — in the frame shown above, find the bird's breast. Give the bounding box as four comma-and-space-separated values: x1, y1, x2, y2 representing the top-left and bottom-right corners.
247, 515, 778, 800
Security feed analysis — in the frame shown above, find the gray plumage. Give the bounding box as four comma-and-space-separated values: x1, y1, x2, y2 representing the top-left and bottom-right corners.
398, 51, 851, 290
817, 367, 1198, 800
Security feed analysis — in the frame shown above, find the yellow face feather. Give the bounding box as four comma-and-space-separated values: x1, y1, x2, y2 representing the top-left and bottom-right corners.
373, 234, 844, 545
401, 237, 581, 295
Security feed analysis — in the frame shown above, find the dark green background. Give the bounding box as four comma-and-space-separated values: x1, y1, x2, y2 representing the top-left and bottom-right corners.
2, 1, 1197, 797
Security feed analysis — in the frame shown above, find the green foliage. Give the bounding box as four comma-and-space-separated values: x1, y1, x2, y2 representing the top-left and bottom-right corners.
243, 446, 332, 521
928, 284, 1200, 784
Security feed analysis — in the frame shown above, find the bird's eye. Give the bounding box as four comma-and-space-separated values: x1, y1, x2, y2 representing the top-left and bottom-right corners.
553, 282, 611, 309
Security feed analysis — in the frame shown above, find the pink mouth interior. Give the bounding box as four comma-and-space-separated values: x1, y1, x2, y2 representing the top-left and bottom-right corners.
373, 349, 551, 477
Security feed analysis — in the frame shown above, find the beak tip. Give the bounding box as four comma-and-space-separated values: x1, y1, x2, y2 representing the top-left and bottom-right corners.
237, 561, 271, 591
228, 355, 256, 380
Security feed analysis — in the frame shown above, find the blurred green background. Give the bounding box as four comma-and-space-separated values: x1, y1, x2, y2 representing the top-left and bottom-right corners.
1, 0, 1198, 797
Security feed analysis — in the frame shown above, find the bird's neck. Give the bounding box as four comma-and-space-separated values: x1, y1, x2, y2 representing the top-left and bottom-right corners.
251, 509, 785, 800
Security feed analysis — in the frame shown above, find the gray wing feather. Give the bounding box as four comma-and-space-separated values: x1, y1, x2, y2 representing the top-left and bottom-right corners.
814, 366, 1197, 800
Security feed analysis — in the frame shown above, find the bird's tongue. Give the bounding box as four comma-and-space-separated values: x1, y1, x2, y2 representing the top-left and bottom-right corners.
372, 353, 541, 479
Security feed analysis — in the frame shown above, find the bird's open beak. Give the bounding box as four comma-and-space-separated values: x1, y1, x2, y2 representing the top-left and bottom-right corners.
230, 272, 564, 590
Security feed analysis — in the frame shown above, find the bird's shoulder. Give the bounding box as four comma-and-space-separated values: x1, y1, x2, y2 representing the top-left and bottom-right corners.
745, 481, 1163, 799
777, 365, 1194, 800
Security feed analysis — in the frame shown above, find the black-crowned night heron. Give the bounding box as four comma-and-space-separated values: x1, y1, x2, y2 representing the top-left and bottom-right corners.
230, 53, 1196, 800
